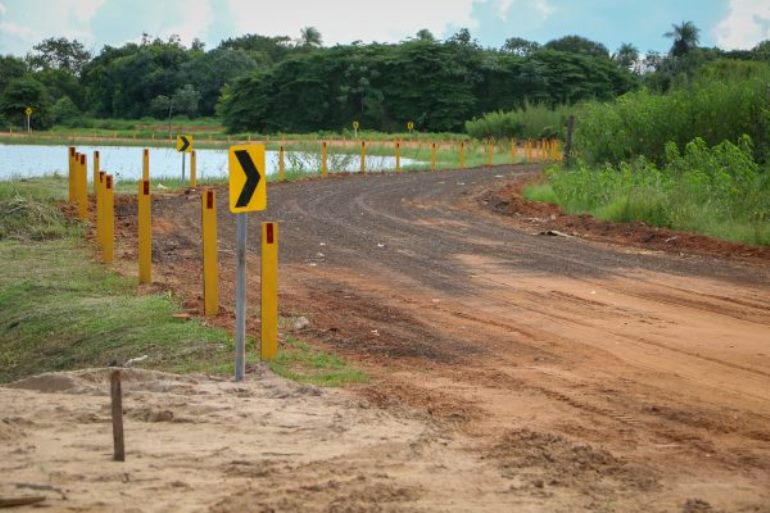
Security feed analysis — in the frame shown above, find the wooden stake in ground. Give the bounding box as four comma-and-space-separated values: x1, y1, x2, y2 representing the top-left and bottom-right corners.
110, 370, 125, 462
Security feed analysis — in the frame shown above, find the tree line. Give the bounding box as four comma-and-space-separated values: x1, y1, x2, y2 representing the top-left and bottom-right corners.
1, 24, 768, 133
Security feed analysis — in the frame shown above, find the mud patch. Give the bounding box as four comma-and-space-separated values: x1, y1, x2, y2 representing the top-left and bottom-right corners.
485, 429, 658, 497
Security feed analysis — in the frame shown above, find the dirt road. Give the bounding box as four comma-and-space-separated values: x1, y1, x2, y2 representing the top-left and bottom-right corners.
17, 165, 768, 512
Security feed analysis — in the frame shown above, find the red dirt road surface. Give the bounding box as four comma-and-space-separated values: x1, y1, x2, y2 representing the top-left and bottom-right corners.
22, 165, 770, 512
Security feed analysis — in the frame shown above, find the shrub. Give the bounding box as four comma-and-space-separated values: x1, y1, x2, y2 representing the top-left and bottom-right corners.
465, 103, 573, 140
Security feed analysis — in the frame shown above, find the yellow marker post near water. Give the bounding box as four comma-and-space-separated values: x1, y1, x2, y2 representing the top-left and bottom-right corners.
279, 145, 286, 181
190, 150, 197, 188
201, 189, 219, 316
431, 143, 437, 171
395, 141, 401, 173
360, 141, 366, 174
97, 172, 105, 250
459, 142, 465, 169
138, 180, 152, 284
93, 151, 100, 194
77, 153, 88, 221
142, 149, 150, 181
68, 147, 76, 204
487, 140, 494, 166
261, 221, 278, 361
510, 139, 517, 164
321, 142, 328, 177
103, 175, 115, 264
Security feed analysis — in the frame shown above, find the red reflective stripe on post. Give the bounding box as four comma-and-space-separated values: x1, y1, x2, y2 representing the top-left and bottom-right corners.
206, 190, 214, 209
80, 154, 85, 165
143, 180, 149, 195
266, 223, 274, 244
99, 172, 105, 182
106, 176, 113, 189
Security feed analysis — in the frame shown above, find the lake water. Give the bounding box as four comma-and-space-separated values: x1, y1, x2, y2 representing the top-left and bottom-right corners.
0, 143, 420, 182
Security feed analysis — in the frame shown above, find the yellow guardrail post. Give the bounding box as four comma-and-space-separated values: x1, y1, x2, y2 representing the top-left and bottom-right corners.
321, 142, 328, 177
93, 150, 100, 194
97, 171, 105, 250
459, 142, 465, 169
77, 153, 88, 221
103, 174, 114, 264
395, 141, 401, 173
138, 180, 152, 284
261, 221, 278, 361
201, 189, 219, 316
431, 143, 437, 171
360, 141, 366, 174
510, 139, 517, 164
68, 147, 76, 204
487, 140, 494, 166
279, 144, 286, 181
142, 148, 150, 181
190, 150, 197, 188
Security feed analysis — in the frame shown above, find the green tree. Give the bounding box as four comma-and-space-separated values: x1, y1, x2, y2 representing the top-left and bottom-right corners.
27, 37, 91, 76
180, 48, 257, 115
0, 56, 28, 94
502, 37, 540, 56
544, 35, 609, 58
51, 95, 81, 125
613, 43, 639, 69
0, 77, 53, 129
665, 21, 700, 57
298, 27, 323, 48
150, 84, 201, 134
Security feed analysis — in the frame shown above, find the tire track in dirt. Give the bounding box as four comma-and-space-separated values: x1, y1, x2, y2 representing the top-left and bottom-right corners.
128, 165, 770, 511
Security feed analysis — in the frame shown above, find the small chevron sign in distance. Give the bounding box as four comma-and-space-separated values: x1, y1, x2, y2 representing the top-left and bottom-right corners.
228, 144, 266, 213
176, 134, 193, 153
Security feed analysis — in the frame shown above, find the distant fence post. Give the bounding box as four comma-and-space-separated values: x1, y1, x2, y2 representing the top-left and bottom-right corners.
564, 115, 575, 166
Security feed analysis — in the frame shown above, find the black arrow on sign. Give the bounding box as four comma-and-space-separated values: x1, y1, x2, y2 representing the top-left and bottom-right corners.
234, 150, 261, 208
179, 136, 190, 152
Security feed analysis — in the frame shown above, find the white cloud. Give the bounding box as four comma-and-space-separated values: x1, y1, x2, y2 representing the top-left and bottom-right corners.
533, 0, 555, 17
0, 2, 7, 16
0, 20, 36, 40
159, 0, 213, 45
716, 0, 770, 50
226, 0, 476, 45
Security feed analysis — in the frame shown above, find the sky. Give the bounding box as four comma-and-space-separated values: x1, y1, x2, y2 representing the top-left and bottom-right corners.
0, 0, 769, 58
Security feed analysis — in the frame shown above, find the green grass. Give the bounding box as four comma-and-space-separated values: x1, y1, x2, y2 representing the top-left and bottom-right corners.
532, 137, 770, 246
269, 336, 368, 387
523, 182, 559, 204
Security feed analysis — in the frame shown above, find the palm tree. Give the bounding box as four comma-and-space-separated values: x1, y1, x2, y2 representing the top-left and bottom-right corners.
298, 26, 323, 49
664, 21, 700, 57
613, 43, 639, 68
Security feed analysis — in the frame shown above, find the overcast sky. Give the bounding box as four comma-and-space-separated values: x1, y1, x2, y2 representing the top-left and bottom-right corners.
1, 0, 768, 57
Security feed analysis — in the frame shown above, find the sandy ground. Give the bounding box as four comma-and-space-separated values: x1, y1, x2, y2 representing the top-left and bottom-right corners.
4, 165, 770, 512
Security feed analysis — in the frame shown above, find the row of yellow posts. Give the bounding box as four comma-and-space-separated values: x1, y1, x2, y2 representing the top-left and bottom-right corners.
268, 138, 562, 180
67, 146, 277, 362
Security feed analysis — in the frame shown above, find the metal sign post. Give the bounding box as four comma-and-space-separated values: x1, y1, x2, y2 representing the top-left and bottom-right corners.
234, 213, 247, 381
228, 144, 267, 382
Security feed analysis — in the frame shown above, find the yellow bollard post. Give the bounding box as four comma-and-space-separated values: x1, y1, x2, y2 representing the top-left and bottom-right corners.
526, 140, 532, 163
68, 147, 76, 204
138, 180, 152, 284
190, 150, 197, 188
201, 189, 219, 316
97, 172, 105, 250
321, 142, 328, 177
459, 142, 465, 169
395, 141, 401, 173
510, 139, 517, 164
261, 221, 279, 361
142, 148, 150, 181
103, 175, 114, 264
431, 143, 437, 171
77, 153, 88, 221
279, 145, 286, 181
93, 150, 100, 195
487, 141, 494, 166
360, 141, 366, 174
